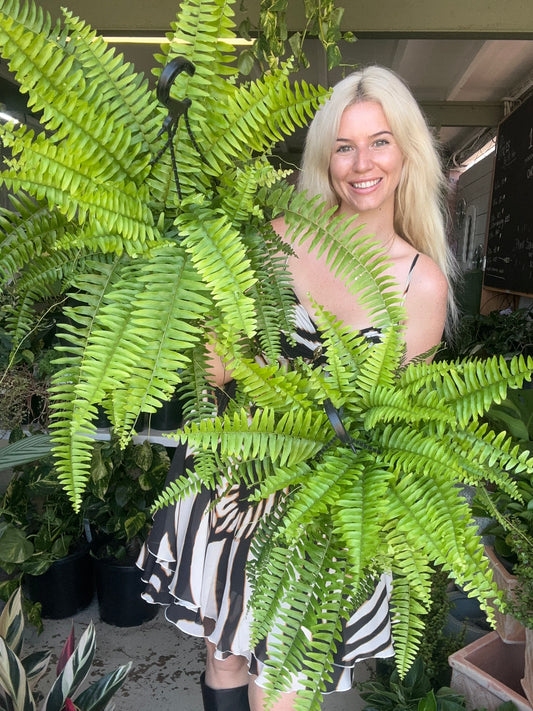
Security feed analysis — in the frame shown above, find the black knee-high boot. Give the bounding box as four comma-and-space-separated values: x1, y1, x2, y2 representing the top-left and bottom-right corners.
200, 672, 251, 711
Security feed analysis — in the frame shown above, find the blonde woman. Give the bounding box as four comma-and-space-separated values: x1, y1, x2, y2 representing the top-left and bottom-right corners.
139, 65, 456, 711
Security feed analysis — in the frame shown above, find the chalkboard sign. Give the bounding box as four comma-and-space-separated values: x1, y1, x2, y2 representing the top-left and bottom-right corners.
484, 92, 533, 296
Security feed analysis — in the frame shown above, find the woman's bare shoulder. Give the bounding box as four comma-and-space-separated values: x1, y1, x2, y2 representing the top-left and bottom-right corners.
409, 252, 448, 299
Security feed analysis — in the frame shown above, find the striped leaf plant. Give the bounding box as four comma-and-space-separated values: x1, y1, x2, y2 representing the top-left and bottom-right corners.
0, 589, 132, 711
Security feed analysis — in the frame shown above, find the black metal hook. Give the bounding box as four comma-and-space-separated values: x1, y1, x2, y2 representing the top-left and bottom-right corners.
151, 57, 202, 200
323, 399, 378, 455
157, 57, 196, 128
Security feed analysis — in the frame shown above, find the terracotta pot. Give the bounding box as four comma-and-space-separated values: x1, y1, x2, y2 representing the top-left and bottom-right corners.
485, 544, 526, 643
449, 631, 531, 711
522, 627, 533, 707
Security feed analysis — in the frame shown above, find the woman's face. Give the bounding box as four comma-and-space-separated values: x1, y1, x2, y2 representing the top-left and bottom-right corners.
328, 101, 404, 219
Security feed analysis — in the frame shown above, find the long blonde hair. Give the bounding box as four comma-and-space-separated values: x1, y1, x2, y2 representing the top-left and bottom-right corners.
298, 65, 457, 323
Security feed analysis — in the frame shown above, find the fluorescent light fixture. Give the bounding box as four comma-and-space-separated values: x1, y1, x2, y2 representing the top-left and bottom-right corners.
0, 111, 20, 124
102, 35, 254, 46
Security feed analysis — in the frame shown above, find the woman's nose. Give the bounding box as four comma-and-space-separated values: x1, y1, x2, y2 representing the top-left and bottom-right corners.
352, 146, 372, 171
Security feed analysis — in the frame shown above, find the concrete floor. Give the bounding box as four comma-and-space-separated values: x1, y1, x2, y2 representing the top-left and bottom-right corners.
21, 598, 373, 711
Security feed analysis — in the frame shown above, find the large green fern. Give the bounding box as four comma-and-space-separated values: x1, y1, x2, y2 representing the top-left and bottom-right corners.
0, 0, 328, 505
1, 1, 533, 709
162, 315, 532, 707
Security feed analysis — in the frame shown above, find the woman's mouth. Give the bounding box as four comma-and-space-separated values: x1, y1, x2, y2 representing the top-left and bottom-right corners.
350, 178, 381, 189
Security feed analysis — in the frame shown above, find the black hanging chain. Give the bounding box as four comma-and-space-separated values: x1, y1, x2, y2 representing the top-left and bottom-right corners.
150, 57, 208, 201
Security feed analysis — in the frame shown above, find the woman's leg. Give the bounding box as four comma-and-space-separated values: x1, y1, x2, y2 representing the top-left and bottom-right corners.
203, 642, 298, 711
248, 675, 298, 711
205, 640, 250, 688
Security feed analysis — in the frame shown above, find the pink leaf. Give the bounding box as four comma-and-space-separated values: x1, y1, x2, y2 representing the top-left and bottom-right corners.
64, 699, 77, 711
57, 623, 76, 676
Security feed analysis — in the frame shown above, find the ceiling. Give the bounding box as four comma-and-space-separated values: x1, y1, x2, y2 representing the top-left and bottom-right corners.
1, 0, 533, 168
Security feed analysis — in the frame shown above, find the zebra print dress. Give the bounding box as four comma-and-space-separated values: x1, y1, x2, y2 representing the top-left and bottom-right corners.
137, 299, 395, 693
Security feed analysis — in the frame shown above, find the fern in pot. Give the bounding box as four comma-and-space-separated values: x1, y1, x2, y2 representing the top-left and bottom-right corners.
0, 0, 532, 708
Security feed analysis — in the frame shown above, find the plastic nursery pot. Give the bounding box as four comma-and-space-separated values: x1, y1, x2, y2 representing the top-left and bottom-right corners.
149, 389, 185, 431
94, 556, 159, 627
25, 544, 94, 619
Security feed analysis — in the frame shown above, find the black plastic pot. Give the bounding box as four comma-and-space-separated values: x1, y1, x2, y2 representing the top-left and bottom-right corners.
25, 544, 94, 619
149, 389, 185, 431
94, 557, 159, 627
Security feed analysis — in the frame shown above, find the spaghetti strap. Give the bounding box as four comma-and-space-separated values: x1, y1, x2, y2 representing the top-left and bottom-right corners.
402, 253, 420, 297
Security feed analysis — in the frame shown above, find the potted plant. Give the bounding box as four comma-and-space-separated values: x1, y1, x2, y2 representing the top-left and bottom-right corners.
0, 434, 94, 620
0, 587, 132, 711
1, 1, 533, 709
81, 435, 170, 626
357, 655, 519, 711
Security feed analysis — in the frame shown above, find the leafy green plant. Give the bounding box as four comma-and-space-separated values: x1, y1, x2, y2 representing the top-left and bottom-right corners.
0, 0, 328, 510
0, 588, 132, 711
163, 312, 532, 701
237, 0, 356, 74
358, 657, 517, 711
0, 437, 85, 602
437, 307, 533, 361
81, 436, 170, 562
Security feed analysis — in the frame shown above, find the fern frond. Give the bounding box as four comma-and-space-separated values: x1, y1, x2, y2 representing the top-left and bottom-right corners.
257, 527, 344, 703
243, 223, 296, 361
229, 358, 316, 411
388, 575, 430, 678
309, 302, 373, 406
280, 450, 362, 542
151, 453, 216, 513
48, 257, 145, 507
0, 2, 149, 184
332, 459, 392, 584
220, 162, 295, 229
178, 407, 329, 468
402, 355, 533, 426
355, 326, 404, 393
284, 192, 405, 329
0, 123, 156, 248
0, 193, 69, 282
203, 66, 327, 175
149, 0, 241, 202
109, 245, 211, 441
61, 9, 160, 163
250, 461, 313, 502
363, 385, 452, 430
178, 205, 258, 338
453, 422, 532, 486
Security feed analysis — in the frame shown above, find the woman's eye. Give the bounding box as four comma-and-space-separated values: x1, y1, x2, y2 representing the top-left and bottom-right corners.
336, 144, 352, 153
373, 138, 389, 148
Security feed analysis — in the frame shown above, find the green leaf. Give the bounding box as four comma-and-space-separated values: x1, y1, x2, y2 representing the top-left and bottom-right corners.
0, 522, 34, 565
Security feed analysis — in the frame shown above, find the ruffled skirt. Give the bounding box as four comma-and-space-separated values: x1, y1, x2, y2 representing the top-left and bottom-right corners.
137, 443, 394, 692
